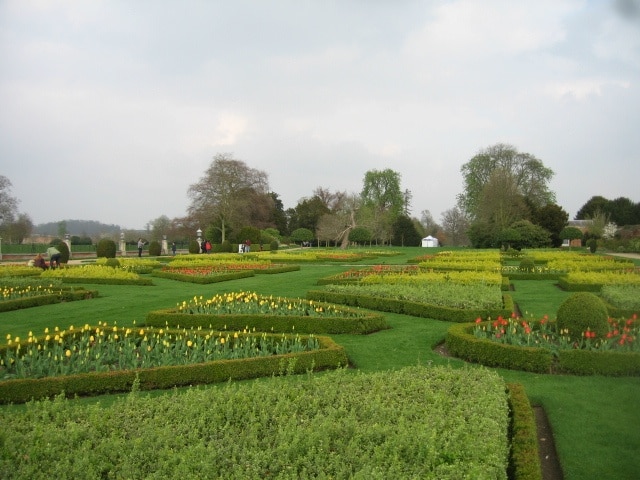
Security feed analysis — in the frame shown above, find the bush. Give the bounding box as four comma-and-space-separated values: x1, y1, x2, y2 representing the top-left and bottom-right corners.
556, 292, 609, 339
148, 240, 161, 256
104, 258, 120, 268
518, 257, 535, 273
270, 240, 279, 252
96, 239, 117, 258
221, 240, 232, 253
188, 240, 200, 254
587, 238, 598, 254
57, 242, 70, 264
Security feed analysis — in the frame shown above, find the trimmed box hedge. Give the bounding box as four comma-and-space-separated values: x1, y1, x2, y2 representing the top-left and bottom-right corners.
507, 383, 543, 480
56, 277, 154, 286
306, 290, 513, 323
0, 335, 348, 404
0, 288, 98, 313
145, 309, 389, 335
151, 270, 255, 284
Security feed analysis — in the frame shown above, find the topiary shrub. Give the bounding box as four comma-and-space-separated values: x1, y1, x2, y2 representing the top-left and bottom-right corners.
556, 292, 609, 339
57, 242, 70, 264
189, 240, 200, 254
96, 239, 117, 258
221, 240, 232, 253
270, 240, 279, 252
587, 238, 597, 254
148, 240, 161, 256
105, 258, 120, 268
518, 257, 535, 273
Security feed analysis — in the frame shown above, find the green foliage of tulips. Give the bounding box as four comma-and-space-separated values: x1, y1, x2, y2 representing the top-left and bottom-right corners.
0, 366, 510, 480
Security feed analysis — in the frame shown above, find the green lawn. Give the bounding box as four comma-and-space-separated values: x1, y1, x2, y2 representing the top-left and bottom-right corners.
1, 247, 639, 479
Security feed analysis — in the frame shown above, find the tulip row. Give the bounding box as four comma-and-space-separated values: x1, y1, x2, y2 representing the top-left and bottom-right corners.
0, 323, 320, 380
473, 314, 639, 353
177, 291, 367, 317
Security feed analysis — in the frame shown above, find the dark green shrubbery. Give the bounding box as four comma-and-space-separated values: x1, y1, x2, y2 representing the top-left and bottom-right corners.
270, 240, 279, 252
188, 240, 200, 254
556, 292, 609, 339
96, 239, 117, 258
221, 240, 232, 253
587, 238, 598, 254
57, 242, 70, 264
148, 240, 161, 256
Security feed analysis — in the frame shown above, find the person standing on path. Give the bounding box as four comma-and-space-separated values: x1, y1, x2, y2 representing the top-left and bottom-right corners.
137, 238, 145, 257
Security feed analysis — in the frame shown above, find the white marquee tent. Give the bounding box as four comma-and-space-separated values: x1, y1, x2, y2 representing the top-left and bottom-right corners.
421, 235, 439, 247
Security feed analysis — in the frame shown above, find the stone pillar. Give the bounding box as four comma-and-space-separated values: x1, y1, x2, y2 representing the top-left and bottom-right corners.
64, 234, 71, 259
120, 233, 127, 257
161, 235, 168, 255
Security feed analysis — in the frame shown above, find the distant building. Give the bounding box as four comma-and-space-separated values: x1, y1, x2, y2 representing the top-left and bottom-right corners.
421, 235, 439, 247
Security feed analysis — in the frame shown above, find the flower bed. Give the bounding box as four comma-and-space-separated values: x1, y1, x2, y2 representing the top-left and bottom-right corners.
558, 270, 640, 291
316, 265, 420, 285
40, 265, 153, 285
152, 263, 299, 284
446, 315, 640, 375
0, 265, 42, 277
307, 288, 513, 323
0, 323, 348, 403
96, 257, 163, 273
146, 291, 388, 334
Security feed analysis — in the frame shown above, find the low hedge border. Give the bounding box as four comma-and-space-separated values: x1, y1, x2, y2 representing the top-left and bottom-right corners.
57, 277, 154, 286
503, 273, 563, 281
0, 335, 348, 404
306, 290, 513, 323
253, 265, 301, 274
445, 322, 640, 375
0, 288, 98, 313
557, 277, 602, 292
151, 270, 255, 284
145, 309, 389, 335
445, 323, 553, 373
507, 383, 543, 480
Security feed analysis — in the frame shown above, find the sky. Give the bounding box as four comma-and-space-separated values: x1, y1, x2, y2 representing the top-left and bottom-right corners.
1, 0, 639, 230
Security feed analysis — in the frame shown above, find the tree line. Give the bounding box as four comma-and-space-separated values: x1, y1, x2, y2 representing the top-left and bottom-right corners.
1, 144, 638, 249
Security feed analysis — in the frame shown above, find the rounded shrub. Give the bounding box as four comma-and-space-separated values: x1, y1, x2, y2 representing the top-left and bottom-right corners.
587, 238, 597, 254
270, 240, 279, 252
221, 240, 232, 253
148, 240, 161, 256
188, 240, 200, 254
556, 292, 609, 339
518, 257, 535, 273
96, 239, 117, 258
104, 258, 120, 268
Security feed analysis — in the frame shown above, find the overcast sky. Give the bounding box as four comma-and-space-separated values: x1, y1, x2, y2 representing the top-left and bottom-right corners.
1, 0, 639, 230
